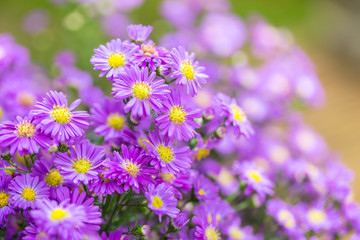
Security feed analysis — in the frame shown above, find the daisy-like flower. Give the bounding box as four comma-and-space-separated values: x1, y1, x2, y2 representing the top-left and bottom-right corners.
0, 115, 52, 156
0, 174, 15, 227
144, 129, 192, 175
112, 65, 170, 118
192, 204, 222, 240
145, 183, 180, 221
103, 145, 156, 194
91, 97, 130, 142
30, 199, 88, 240
216, 93, 254, 138
90, 38, 138, 80
127, 24, 153, 43
55, 140, 105, 185
8, 174, 49, 209
194, 174, 220, 202
170, 46, 208, 97
154, 90, 201, 142
30, 91, 90, 143
234, 161, 273, 201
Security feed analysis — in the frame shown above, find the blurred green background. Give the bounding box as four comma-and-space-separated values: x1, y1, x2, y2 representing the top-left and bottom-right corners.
0, 0, 360, 199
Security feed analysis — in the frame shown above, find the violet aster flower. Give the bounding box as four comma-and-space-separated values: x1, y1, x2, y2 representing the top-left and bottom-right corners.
30, 91, 90, 143
132, 40, 170, 71
172, 212, 189, 229
145, 183, 180, 221
194, 174, 220, 202
103, 145, 156, 194
144, 129, 192, 175
225, 218, 257, 240
0, 174, 15, 227
30, 199, 89, 239
90, 38, 138, 80
154, 90, 201, 142
234, 161, 273, 202
170, 46, 208, 97
192, 204, 222, 240
8, 174, 49, 209
55, 140, 105, 185
112, 65, 170, 118
127, 24, 153, 42
216, 93, 254, 138
91, 97, 130, 142
0, 115, 52, 156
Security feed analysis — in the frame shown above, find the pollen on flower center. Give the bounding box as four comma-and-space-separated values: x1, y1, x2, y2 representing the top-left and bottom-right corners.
0, 107, 3, 120
157, 145, 174, 163
151, 196, 163, 208
51, 105, 71, 124
231, 104, 247, 123
72, 158, 92, 174
18, 92, 35, 107
205, 226, 219, 240
169, 106, 187, 124
50, 208, 68, 221
180, 61, 196, 80
198, 189, 206, 195
108, 52, 126, 68
132, 82, 151, 100
45, 170, 63, 187
141, 44, 158, 57
0, 191, 10, 208
21, 187, 36, 201
16, 121, 36, 138
229, 226, 244, 239
278, 209, 295, 229
107, 113, 125, 130
247, 170, 262, 183
308, 209, 326, 223
160, 173, 175, 183
122, 161, 140, 177
195, 148, 210, 161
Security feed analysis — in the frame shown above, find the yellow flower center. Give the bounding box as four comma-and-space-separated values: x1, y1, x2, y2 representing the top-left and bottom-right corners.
132, 82, 151, 100
278, 209, 295, 229
51, 105, 71, 124
122, 161, 140, 177
151, 196, 163, 208
229, 226, 244, 240
16, 121, 36, 138
231, 104, 247, 123
4, 166, 14, 176
169, 106, 187, 125
108, 52, 126, 68
180, 61, 196, 80
45, 170, 63, 187
72, 158, 92, 174
247, 170, 262, 183
198, 189, 206, 195
22, 187, 36, 201
195, 148, 210, 161
107, 113, 125, 130
205, 226, 219, 240
18, 92, 35, 107
0, 191, 10, 208
50, 208, 68, 221
0, 107, 3, 120
157, 145, 174, 163
308, 209, 326, 223
160, 173, 175, 183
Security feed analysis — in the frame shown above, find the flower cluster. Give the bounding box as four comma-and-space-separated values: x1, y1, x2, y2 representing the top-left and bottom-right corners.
0, 2, 359, 239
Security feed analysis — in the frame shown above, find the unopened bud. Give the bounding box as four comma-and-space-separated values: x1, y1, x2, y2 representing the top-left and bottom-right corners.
48, 144, 58, 153
215, 127, 227, 138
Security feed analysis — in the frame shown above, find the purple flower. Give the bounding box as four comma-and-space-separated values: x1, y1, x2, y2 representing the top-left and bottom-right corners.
90, 38, 138, 80
127, 24, 153, 42
103, 145, 156, 194
90, 97, 131, 142
8, 174, 49, 209
144, 129, 192, 175
30, 91, 90, 143
194, 174, 220, 202
234, 161, 273, 201
132, 40, 170, 71
112, 65, 170, 118
0, 116, 52, 156
192, 204, 222, 240
172, 212, 189, 229
55, 140, 105, 185
0, 174, 15, 227
170, 46, 208, 97
145, 183, 180, 221
216, 93, 254, 138
154, 90, 201, 142
30, 199, 88, 239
